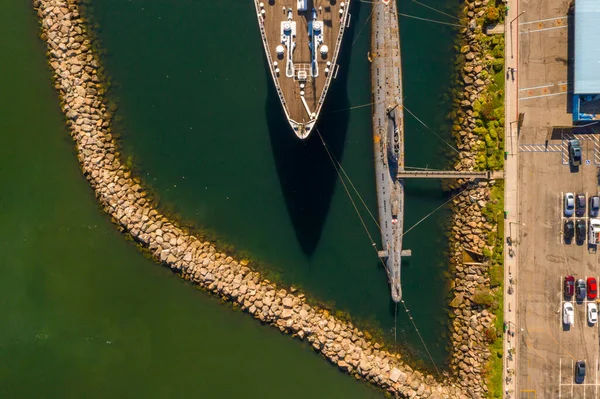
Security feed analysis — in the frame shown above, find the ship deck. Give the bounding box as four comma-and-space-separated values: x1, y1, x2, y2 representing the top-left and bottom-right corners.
254, 0, 350, 137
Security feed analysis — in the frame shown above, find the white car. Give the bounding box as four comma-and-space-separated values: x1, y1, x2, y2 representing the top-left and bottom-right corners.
564, 302, 575, 325
565, 193, 575, 217
588, 303, 598, 324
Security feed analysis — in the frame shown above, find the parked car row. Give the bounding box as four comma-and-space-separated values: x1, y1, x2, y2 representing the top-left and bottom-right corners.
564, 276, 597, 300
563, 301, 597, 325
564, 192, 600, 217
564, 219, 586, 243
563, 276, 598, 330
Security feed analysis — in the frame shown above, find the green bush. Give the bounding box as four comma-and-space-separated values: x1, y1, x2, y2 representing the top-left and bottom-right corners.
485, 6, 500, 24
492, 58, 504, 72
473, 288, 496, 307
489, 265, 503, 288
473, 126, 487, 137
482, 247, 493, 258
484, 327, 499, 344
491, 42, 504, 58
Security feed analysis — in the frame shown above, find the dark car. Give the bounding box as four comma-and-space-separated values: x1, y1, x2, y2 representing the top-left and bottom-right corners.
564, 220, 575, 240
564, 275, 575, 297
590, 196, 600, 217
576, 219, 586, 243
569, 139, 582, 167
576, 279, 587, 301
576, 193, 586, 216
575, 360, 586, 384
588, 277, 597, 300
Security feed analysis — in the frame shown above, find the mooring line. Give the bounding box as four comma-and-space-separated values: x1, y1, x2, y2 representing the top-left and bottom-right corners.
403, 184, 470, 236
404, 105, 460, 154
352, 7, 374, 46
400, 299, 442, 377
316, 128, 381, 247
411, 0, 461, 21
317, 128, 381, 229
323, 100, 383, 116
396, 11, 463, 27
356, 0, 464, 27
394, 302, 398, 349
316, 126, 453, 378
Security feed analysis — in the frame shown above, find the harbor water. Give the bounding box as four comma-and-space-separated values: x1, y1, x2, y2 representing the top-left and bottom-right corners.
0, 2, 384, 397
86, 0, 456, 368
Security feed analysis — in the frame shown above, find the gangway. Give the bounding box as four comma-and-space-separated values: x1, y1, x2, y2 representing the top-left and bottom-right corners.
397, 170, 504, 180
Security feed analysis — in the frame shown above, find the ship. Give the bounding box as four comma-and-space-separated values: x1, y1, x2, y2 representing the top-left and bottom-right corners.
253, 0, 352, 139
371, 0, 410, 302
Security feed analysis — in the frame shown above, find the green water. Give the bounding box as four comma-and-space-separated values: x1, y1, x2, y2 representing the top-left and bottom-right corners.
87, 0, 459, 367
0, 3, 385, 397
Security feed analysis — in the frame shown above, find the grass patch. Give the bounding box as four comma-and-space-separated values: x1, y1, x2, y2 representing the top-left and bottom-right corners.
482, 179, 505, 397
484, 282, 505, 399
472, 32, 505, 172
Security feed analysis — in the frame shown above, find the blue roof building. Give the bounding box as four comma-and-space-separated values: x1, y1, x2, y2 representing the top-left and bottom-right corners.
573, 0, 600, 122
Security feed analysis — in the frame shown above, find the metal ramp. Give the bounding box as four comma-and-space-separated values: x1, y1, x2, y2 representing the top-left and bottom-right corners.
397, 170, 503, 180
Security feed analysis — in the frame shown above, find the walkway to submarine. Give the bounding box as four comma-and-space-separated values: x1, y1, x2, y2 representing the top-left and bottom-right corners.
397, 169, 505, 180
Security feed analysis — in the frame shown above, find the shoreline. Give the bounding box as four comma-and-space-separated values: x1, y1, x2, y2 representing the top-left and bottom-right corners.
32, 0, 469, 397
445, 0, 506, 396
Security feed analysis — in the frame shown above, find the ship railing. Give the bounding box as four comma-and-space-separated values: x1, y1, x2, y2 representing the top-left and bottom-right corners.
253, 0, 293, 121
315, 1, 351, 114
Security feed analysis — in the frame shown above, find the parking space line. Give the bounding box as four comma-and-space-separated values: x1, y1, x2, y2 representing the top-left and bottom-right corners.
572, 358, 574, 396
519, 16, 567, 25
520, 25, 568, 34
559, 357, 562, 399
519, 91, 568, 100
561, 192, 564, 222
518, 143, 563, 152
559, 383, 600, 386
519, 84, 554, 92
559, 224, 564, 245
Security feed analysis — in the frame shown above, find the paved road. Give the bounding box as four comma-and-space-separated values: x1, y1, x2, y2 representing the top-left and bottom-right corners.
503, 0, 520, 396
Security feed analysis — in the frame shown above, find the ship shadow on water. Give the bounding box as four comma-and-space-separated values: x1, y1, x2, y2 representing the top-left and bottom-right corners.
266, 1, 361, 258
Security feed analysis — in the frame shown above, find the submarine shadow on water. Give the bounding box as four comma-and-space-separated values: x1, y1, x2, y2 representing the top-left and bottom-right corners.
265, 1, 361, 258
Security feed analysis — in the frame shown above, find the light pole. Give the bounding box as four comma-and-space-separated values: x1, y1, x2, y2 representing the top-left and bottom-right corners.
508, 221, 525, 243
510, 11, 526, 59
509, 121, 518, 155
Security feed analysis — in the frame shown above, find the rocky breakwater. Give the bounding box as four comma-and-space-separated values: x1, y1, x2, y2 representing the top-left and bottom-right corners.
444, 0, 506, 397
33, 0, 469, 397
446, 181, 496, 398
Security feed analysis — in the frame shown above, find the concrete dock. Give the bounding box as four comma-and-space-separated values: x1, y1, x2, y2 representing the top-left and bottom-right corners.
371, 0, 406, 302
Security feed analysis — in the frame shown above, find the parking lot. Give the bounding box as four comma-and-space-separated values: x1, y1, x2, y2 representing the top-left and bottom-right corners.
510, 0, 600, 394
516, 151, 600, 397
517, 135, 600, 397
558, 356, 599, 398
